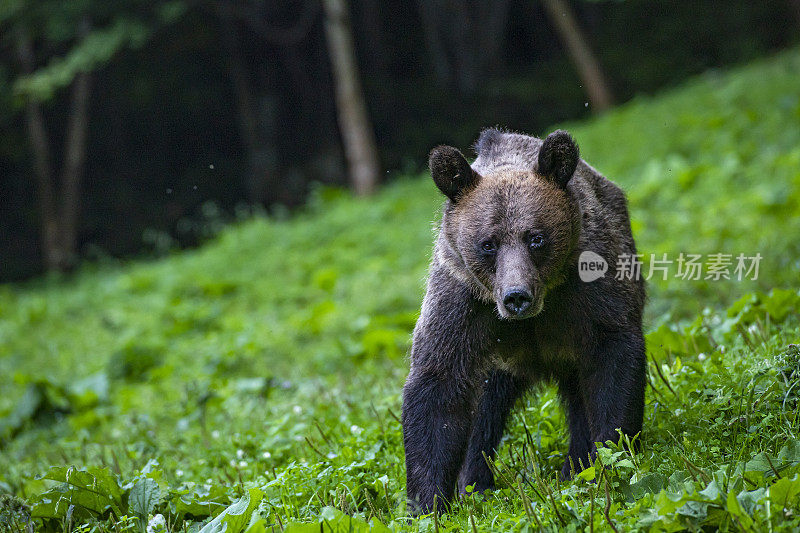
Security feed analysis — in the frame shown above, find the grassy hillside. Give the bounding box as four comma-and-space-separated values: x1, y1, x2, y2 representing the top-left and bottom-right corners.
1, 49, 800, 531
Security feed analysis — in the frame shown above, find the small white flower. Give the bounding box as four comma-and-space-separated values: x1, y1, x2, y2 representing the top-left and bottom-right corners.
175, 469, 184, 477
261, 452, 271, 459
229, 459, 237, 467
236, 449, 245, 459
147, 514, 166, 533
350, 425, 363, 435
211, 430, 221, 439
238, 460, 248, 468
293, 405, 302, 414
698, 353, 706, 361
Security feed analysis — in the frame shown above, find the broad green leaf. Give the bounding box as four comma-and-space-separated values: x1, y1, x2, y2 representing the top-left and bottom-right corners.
244, 518, 268, 533
172, 484, 231, 520
30, 466, 123, 520
627, 473, 667, 500
199, 488, 263, 533
129, 477, 160, 522
725, 490, 754, 529
577, 466, 596, 481
762, 289, 799, 321
767, 475, 800, 508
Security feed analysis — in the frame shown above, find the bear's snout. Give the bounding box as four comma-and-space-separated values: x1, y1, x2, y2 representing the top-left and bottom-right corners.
497, 286, 543, 319
502, 288, 532, 316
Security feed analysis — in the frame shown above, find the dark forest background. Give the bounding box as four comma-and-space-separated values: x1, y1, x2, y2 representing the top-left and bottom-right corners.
1, 0, 797, 281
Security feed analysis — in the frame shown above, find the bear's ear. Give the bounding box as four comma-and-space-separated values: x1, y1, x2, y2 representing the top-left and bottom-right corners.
429, 145, 481, 202
538, 130, 580, 188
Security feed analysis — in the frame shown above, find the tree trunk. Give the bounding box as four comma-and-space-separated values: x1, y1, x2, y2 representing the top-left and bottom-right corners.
16, 21, 92, 272
15, 28, 61, 270
55, 18, 92, 271
322, 0, 380, 195
541, 0, 614, 112
23, 98, 62, 270
59, 68, 92, 270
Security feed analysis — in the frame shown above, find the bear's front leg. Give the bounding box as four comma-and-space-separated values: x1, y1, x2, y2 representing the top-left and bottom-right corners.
558, 374, 594, 479
581, 330, 646, 458
402, 369, 476, 514
403, 268, 493, 514
458, 370, 526, 494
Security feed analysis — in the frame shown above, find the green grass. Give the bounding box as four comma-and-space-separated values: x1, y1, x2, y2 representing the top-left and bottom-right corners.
1, 48, 800, 532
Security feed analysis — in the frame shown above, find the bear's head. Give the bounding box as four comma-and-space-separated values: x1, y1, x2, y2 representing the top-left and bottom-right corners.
430, 130, 581, 320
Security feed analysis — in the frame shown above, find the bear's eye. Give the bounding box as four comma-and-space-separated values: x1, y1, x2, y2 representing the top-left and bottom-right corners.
480, 240, 497, 255
529, 234, 546, 249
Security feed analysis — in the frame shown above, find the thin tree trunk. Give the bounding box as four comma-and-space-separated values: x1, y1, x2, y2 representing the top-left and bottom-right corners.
15, 28, 61, 270
59, 67, 91, 269
56, 18, 92, 271
23, 101, 60, 268
541, 0, 614, 112
16, 21, 92, 271
322, 0, 380, 195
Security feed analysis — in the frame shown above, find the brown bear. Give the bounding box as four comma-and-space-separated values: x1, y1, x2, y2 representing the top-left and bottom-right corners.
402, 128, 646, 514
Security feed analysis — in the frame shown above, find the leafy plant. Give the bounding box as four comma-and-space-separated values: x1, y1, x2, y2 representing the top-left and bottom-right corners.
1, 47, 799, 531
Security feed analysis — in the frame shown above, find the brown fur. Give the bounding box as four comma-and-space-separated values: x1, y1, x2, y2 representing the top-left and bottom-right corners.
402, 128, 646, 514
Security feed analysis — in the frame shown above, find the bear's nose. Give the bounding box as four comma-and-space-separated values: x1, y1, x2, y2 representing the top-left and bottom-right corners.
503, 288, 533, 316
